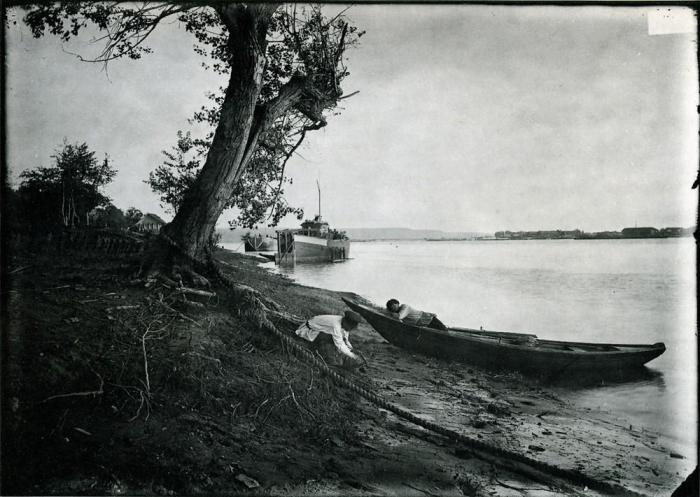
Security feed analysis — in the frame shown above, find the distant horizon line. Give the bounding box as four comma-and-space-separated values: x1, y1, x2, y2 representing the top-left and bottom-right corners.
217, 224, 696, 233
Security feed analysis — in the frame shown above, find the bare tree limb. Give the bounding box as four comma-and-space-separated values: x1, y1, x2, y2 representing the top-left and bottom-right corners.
338, 90, 360, 101
40, 371, 104, 403
266, 128, 308, 221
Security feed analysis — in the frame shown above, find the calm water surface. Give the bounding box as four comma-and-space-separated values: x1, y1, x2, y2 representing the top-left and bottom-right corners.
226, 238, 697, 460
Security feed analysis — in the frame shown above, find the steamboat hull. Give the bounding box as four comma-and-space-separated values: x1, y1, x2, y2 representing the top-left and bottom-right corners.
278, 233, 350, 263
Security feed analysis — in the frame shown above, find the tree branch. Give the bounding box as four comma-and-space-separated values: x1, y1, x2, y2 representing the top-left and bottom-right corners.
235, 73, 309, 182
54, 3, 196, 63
338, 90, 360, 101
266, 129, 309, 221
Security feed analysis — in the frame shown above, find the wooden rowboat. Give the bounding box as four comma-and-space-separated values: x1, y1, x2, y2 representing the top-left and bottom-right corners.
342, 297, 666, 373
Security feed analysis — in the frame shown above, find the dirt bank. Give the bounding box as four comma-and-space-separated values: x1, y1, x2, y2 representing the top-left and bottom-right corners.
2, 247, 690, 496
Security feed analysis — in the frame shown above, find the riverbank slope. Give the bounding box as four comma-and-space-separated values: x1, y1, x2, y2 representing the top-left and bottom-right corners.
2, 247, 690, 495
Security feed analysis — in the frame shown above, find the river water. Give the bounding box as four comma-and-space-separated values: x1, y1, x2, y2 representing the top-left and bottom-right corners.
224, 238, 697, 459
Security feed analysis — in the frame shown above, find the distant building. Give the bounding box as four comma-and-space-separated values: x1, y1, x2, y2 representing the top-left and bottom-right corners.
577, 230, 623, 239
494, 229, 582, 240
621, 227, 659, 238
134, 213, 167, 233
660, 227, 683, 237
496, 226, 692, 240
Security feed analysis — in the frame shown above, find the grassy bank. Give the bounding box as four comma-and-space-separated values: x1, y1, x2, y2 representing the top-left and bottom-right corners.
1, 247, 689, 496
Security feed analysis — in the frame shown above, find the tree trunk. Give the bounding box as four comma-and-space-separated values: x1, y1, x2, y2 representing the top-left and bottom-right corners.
160, 4, 314, 266
161, 5, 274, 261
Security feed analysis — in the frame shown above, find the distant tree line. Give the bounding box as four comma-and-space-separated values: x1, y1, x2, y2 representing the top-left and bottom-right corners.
494, 227, 693, 240
6, 140, 143, 236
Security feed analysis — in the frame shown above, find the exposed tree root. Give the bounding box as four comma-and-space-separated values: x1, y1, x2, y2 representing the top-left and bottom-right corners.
173, 264, 211, 288
137, 236, 212, 289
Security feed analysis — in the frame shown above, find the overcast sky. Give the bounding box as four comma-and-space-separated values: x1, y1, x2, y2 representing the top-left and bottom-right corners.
5, 5, 698, 233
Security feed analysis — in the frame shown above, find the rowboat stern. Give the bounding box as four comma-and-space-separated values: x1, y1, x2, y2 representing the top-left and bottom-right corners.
644, 342, 666, 365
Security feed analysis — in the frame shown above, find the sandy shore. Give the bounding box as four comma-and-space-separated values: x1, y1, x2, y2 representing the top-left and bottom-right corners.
219, 249, 691, 496
3, 247, 692, 496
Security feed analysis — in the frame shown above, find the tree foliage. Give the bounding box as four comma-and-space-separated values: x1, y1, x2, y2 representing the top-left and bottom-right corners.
147, 131, 203, 216
17, 140, 116, 230
20, 3, 364, 259
148, 129, 304, 229
89, 203, 127, 230
124, 207, 143, 227
147, 5, 363, 229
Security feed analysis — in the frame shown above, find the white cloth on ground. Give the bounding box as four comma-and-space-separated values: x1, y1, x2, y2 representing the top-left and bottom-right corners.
295, 314, 357, 359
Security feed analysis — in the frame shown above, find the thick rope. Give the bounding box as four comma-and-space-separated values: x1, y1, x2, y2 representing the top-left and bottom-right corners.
158, 232, 645, 497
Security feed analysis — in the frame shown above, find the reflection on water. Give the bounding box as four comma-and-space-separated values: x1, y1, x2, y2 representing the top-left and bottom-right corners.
539, 366, 665, 390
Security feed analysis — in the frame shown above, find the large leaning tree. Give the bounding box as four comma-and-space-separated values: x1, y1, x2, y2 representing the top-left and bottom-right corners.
18, 2, 362, 267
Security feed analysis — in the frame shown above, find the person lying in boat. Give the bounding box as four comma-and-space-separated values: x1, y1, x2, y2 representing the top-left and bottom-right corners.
386, 299, 448, 331
295, 310, 363, 369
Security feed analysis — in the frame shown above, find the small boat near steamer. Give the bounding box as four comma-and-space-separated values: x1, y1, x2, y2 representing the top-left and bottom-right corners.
242, 231, 276, 252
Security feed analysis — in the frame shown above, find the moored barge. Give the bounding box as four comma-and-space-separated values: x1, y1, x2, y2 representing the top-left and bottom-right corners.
277, 215, 350, 263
